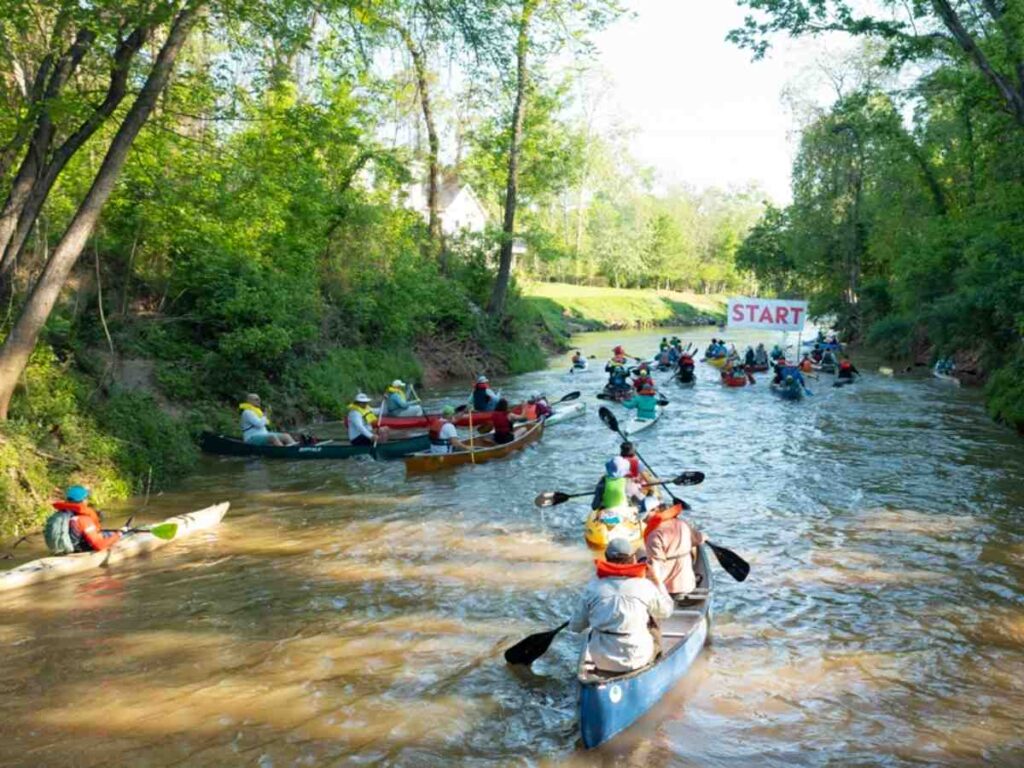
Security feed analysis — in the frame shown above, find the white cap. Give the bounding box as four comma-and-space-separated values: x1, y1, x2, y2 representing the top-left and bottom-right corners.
391, 379, 405, 388
476, 375, 489, 384
355, 392, 371, 403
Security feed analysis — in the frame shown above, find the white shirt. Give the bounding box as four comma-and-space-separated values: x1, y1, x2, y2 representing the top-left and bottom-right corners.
430, 422, 459, 454
569, 574, 674, 673
347, 408, 375, 441
240, 409, 268, 443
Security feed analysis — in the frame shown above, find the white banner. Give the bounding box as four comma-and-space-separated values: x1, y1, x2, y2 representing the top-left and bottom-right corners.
727, 297, 808, 332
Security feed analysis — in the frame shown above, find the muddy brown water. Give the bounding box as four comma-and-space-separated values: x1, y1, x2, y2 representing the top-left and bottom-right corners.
2, 327, 1023, 767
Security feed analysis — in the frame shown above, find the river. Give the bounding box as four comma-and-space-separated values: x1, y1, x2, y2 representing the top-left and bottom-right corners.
2, 326, 1023, 767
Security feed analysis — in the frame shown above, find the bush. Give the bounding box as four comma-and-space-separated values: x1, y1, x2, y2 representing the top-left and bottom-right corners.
986, 350, 1024, 432
866, 315, 917, 359
298, 347, 423, 417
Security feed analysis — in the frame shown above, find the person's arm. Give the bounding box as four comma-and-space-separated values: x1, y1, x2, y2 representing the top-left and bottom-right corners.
72, 517, 122, 552
353, 411, 374, 440
569, 589, 592, 633
622, 398, 637, 411
645, 569, 675, 619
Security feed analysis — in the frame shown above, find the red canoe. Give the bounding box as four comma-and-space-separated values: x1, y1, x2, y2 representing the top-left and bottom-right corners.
380, 402, 533, 429
721, 371, 751, 388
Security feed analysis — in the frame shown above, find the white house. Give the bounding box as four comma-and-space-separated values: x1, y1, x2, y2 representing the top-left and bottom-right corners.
405, 175, 489, 235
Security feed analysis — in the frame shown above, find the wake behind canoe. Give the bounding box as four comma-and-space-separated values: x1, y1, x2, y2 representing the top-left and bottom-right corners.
0, 502, 230, 593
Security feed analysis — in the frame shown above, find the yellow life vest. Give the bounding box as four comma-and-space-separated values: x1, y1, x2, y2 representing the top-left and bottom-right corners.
239, 402, 268, 424
385, 385, 405, 397
348, 402, 378, 425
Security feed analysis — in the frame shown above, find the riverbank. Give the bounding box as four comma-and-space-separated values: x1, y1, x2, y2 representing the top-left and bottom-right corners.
523, 282, 726, 344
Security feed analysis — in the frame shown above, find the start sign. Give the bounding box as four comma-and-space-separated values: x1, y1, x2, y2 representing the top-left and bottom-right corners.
727, 297, 808, 332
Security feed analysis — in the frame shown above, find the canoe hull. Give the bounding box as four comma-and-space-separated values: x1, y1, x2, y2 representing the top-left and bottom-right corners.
0, 502, 229, 593
720, 373, 748, 388
200, 432, 429, 460
771, 383, 804, 401
578, 547, 713, 748
703, 356, 728, 369
380, 403, 528, 430
404, 420, 544, 473
583, 508, 642, 553
546, 401, 586, 426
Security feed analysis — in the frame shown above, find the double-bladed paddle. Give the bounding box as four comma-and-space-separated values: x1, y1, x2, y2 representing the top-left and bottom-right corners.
2, 520, 178, 560
598, 406, 750, 583
534, 471, 706, 507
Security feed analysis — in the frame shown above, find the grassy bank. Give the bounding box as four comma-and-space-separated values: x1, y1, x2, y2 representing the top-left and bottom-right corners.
524, 282, 726, 344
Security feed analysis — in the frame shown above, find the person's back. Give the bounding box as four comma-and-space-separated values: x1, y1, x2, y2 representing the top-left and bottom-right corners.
240, 402, 268, 444
45, 486, 122, 554
645, 514, 703, 597
624, 392, 658, 420
491, 401, 515, 444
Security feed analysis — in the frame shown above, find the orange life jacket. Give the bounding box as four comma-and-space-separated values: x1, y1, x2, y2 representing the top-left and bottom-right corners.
840, 360, 852, 371
52, 500, 101, 526
643, 502, 683, 540
595, 559, 647, 579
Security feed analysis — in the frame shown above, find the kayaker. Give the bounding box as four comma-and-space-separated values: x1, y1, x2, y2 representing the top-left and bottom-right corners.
676, 353, 695, 383
704, 339, 717, 357
571, 350, 586, 369
744, 346, 755, 366
569, 537, 674, 673
837, 357, 860, 381
591, 457, 633, 513
471, 375, 499, 412
383, 380, 420, 417
530, 392, 553, 419
770, 344, 784, 361
622, 385, 658, 421
644, 504, 706, 598
605, 362, 630, 395
608, 345, 633, 367
800, 354, 814, 373
821, 349, 837, 368
429, 406, 469, 454
632, 365, 655, 393
239, 393, 297, 446
490, 398, 523, 445
347, 393, 386, 446
659, 337, 669, 352
754, 343, 769, 366
43, 485, 124, 554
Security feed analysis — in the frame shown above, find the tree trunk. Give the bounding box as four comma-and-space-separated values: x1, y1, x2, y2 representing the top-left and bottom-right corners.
488, 0, 536, 318
0, 5, 200, 419
396, 25, 445, 271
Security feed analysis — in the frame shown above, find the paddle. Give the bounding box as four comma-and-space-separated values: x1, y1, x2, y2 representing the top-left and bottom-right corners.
3, 521, 178, 559
598, 406, 750, 583
504, 621, 569, 665
534, 471, 706, 507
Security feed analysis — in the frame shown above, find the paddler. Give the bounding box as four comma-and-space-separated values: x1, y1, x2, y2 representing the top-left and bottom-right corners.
770, 344, 784, 361
571, 350, 586, 369
644, 503, 706, 599
591, 457, 633, 513
383, 379, 421, 417
239, 393, 297, 446
569, 537, 674, 673
490, 398, 525, 444
837, 356, 860, 381
347, 392, 387, 446
744, 346, 756, 366
800, 353, 814, 373
604, 355, 631, 396
43, 486, 124, 554
529, 392, 554, 419
632, 364, 655, 393
471, 375, 500, 412
754, 342, 769, 366
622, 383, 659, 421
429, 405, 469, 454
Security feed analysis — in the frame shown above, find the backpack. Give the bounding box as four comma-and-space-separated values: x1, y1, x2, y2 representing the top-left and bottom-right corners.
43, 511, 77, 555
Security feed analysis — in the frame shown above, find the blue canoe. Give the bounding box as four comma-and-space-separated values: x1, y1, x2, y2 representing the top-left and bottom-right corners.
770, 382, 804, 401
577, 546, 713, 748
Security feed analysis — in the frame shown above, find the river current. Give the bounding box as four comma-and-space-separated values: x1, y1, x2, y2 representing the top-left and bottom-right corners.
2, 326, 1023, 767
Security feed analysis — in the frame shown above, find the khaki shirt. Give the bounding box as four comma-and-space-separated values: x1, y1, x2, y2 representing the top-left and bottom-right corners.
646, 518, 701, 596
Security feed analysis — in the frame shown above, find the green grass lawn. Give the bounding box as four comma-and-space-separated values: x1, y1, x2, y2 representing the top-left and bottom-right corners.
523, 282, 726, 341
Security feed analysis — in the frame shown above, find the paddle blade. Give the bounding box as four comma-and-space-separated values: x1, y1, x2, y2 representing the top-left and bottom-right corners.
534, 491, 571, 507
656, 397, 670, 406
707, 542, 750, 582
147, 522, 178, 541
558, 391, 581, 403
504, 621, 569, 665
673, 471, 705, 486
598, 406, 620, 434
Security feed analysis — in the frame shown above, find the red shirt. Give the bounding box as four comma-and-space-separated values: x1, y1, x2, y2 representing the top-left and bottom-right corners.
491, 411, 513, 437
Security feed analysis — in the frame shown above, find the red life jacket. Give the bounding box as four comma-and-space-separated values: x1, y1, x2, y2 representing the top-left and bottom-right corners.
840, 360, 852, 371
595, 559, 647, 579
625, 456, 641, 478
52, 500, 101, 526
643, 502, 683, 540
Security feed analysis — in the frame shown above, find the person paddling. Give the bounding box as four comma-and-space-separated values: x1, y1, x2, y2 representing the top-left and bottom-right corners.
591, 457, 633, 514
529, 392, 553, 419
632, 365, 655, 394
490, 398, 524, 445
239, 393, 296, 446
471, 375, 500, 412
383, 380, 421, 417
622, 384, 659, 421
347, 393, 387, 446
429, 406, 469, 454
569, 537, 674, 673
644, 503, 706, 599
43, 486, 124, 554
837, 357, 860, 381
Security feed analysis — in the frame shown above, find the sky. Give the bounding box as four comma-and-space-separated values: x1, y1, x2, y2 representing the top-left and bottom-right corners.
589, 0, 843, 203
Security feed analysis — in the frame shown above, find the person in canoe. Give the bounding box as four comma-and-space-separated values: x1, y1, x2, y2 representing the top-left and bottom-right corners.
622, 384, 659, 422
529, 392, 553, 420
490, 398, 526, 444
744, 346, 756, 367
571, 350, 587, 370
240, 393, 297, 446
43, 486, 124, 555
569, 537, 674, 673
820, 348, 838, 370
800, 354, 815, 374
675, 351, 696, 383
429, 406, 470, 454
837, 357, 860, 381
644, 503, 706, 599
347, 393, 388, 446
754, 342, 769, 367
382, 380, 422, 417
471, 375, 500, 412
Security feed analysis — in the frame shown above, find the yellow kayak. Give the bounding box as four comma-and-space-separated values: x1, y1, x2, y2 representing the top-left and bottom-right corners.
584, 508, 643, 555
704, 356, 728, 369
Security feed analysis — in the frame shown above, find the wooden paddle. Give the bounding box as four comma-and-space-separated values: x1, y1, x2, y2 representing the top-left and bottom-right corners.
504, 621, 569, 665
598, 406, 750, 583
534, 471, 706, 507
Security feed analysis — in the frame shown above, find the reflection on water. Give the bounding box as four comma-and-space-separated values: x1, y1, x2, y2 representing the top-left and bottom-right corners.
2, 326, 1024, 767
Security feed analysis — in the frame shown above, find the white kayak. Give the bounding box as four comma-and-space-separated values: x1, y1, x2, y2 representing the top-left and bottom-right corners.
622, 408, 661, 438
933, 368, 961, 387
0, 502, 229, 593
545, 400, 586, 426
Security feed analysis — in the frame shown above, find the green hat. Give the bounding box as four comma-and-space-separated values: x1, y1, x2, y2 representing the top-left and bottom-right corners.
442, 405, 455, 417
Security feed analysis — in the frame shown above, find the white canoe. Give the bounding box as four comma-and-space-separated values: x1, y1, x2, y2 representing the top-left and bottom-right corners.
0, 502, 229, 593
933, 369, 961, 387
622, 408, 661, 438
546, 400, 586, 426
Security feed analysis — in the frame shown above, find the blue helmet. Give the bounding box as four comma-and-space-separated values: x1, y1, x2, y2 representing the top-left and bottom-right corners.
66, 485, 89, 503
